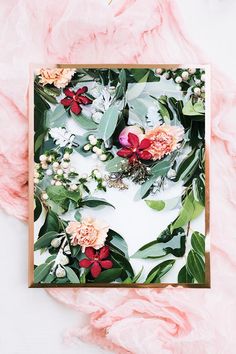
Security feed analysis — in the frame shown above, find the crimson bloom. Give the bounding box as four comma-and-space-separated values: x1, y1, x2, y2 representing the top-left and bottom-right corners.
60, 86, 92, 115
79, 246, 113, 278
117, 132, 152, 163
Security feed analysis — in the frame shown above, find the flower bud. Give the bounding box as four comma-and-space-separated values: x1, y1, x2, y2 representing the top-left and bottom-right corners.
42, 192, 49, 200
46, 169, 53, 176
83, 144, 91, 151
39, 154, 47, 162
63, 152, 70, 160
100, 154, 107, 161
194, 87, 201, 96
51, 238, 61, 248
155, 68, 163, 75
175, 76, 182, 84
188, 68, 196, 74
118, 126, 144, 147
58, 254, 69, 266
55, 265, 66, 278
167, 169, 176, 179
70, 184, 78, 191
201, 74, 205, 82
52, 162, 59, 169
181, 71, 189, 80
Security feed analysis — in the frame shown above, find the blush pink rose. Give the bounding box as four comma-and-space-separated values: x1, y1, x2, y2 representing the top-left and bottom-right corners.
66, 217, 109, 252
119, 126, 144, 147
145, 124, 184, 160
37, 68, 76, 88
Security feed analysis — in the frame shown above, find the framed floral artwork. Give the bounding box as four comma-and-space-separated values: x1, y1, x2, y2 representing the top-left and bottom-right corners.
29, 64, 210, 287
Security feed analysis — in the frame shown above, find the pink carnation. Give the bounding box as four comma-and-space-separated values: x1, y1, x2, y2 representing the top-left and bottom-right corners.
37, 68, 75, 88
66, 217, 109, 252
144, 124, 184, 160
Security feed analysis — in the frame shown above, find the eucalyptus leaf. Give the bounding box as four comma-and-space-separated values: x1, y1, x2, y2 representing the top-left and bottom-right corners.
34, 196, 42, 222
97, 106, 120, 141
145, 196, 179, 212
94, 268, 122, 283
34, 261, 54, 283
105, 156, 127, 172
81, 197, 115, 209
34, 231, 59, 251
64, 266, 80, 283
71, 112, 98, 130
38, 210, 60, 237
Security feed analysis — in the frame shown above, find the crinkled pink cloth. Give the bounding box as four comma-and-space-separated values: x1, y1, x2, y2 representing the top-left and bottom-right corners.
1, 1, 236, 353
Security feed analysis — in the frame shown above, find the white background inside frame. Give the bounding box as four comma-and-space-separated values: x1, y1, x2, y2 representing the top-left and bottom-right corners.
34, 74, 206, 284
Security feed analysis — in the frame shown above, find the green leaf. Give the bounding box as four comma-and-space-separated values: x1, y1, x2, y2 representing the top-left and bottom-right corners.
74, 210, 82, 221
187, 250, 205, 283
132, 266, 143, 283
34, 196, 42, 222
71, 112, 98, 130
110, 252, 134, 278
34, 231, 59, 251
97, 106, 120, 141
38, 210, 60, 237
107, 229, 128, 258
134, 160, 171, 200
94, 268, 122, 283
178, 265, 194, 283
182, 99, 204, 116
145, 260, 175, 284
81, 197, 115, 209
175, 148, 200, 182
171, 192, 204, 232
191, 231, 205, 256
45, 105, 68, 128
132, 230, 186, 259
192, 176, 205, 206
105, 156, 127, 172
34, 261, 54, 283
46, 186, 81, 208
64, 267, 80, 283
145, 197, 179, 212
114, 69, 126, 100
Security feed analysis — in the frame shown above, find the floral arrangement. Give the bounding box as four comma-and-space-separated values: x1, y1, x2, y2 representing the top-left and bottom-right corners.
33, 66, 206, 285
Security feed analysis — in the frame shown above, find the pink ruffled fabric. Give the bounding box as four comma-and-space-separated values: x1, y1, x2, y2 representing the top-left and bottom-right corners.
1, 1, 236, 353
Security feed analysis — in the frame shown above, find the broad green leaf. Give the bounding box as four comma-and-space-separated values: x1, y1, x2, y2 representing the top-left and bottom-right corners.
145, 197, 179, 212
191, 231, 205, 256
94, 268, 122, 283
38, 210, 60, 237
178, 265, 194, 283
194, 101, 205, 114
145, 260, 175, 284
132, 266, 143, 283
34, 231, 59, 251
71, 112, 98, 130
34, 261, 54, 283
171, 192, 204, 232
175, 148, 200, 182
114, 69, 126, 100
45, 255, 56, 263
43, 273, 56, 283
105, 156, 127, 172
64, 267, 80, 283
192, 176, 205, 206
182, 99, 204, 116
46, 186, 81, 206
135, 160, 171, 200
97, 106, 120, 141
110, 252, 134, 278
45, 105, 68, 128
187, 250, 205, 283
74, 210, 82, 221
34, 196, 42, 222
81, 197, 115, 209
107, 229, 128, 258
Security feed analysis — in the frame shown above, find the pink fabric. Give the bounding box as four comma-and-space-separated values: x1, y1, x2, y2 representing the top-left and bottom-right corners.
1, 0, 236, 353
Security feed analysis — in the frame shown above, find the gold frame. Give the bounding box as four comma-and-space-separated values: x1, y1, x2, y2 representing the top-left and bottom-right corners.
29, 64, 211, 288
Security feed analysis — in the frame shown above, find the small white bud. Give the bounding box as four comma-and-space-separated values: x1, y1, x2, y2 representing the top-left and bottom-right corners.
94, 170, 102, 179
58, 254, 69, 266
88, 135, 95, 142
201, 74, 205, 82
95, 148, 103, 156
51, 180, 56, 185
39, 154, 47, 162
50, 238, 61, 248
55, 265, 66, 278
42, 192, 49, 200
188, 68, 196, 74
201, 86, 205, 93
175, 76, 182, 84
41, 163, 48, 170
70, 184, 78, 191
55, 181, 62, 186
181, 71, 189, 80
57, 169, 63, 175
90, 137, 98, 146
83, 144, 91, 151
46, 169, 53, 176
34, 178, 39, 184
100, 154, 107, 161
34, 171, 39, 178
92, 146, 99, 153
167, 169, 176, 179
61, 161, 69, 169
194, 87, 201, 96
52, 162, 59, 169
102, 181, 107, 187
195, 79, 201, 85
155, 68, 163, 74
64, 244, 71, 255
63, 152, 70, 160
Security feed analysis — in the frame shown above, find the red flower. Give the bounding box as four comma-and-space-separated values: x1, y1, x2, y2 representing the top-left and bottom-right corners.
79, 246, 113, 278
60, 86, 92, 115
117, 132, 152, 163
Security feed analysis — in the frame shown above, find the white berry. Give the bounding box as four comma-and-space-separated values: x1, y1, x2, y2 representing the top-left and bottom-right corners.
84, 144, 91, 151
42, 192, 49, 200
188, 68, 196, 74
201, 74, 205, 82
181, 71, 189, 80
51, 238, 61, 248
57, 169, 63, 175
52, 162, 59, 169
194, 87, 201, 96
175, 76, 182, 84
201, 86, 205, 93
46, 169, 53, 176
88, 135, 95, 142
39, 154, 47, 162
55, 181, 62, 186
63, 152, 70, 160
70, 184, 78, 191
51, 180, 56, 185
56, 265, 66, 278
58, 254, 69, 266
34, 178, 39, 184
155, 68, 163, 74
100, 154, 107, 161
62, 162, 69, 169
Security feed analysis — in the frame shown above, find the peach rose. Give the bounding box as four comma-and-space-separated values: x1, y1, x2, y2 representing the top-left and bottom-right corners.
37, 68, 75, 88
66, 217, 109, 252
144, 124, 184, 160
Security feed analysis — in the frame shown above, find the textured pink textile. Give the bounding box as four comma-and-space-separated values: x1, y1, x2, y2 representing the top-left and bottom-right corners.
0, 1, 236, 353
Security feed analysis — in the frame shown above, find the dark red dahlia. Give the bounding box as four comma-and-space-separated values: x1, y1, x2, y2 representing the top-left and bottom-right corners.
79, 246, 113, 278
117, 132, 152, 163
60, 86, 92, 115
